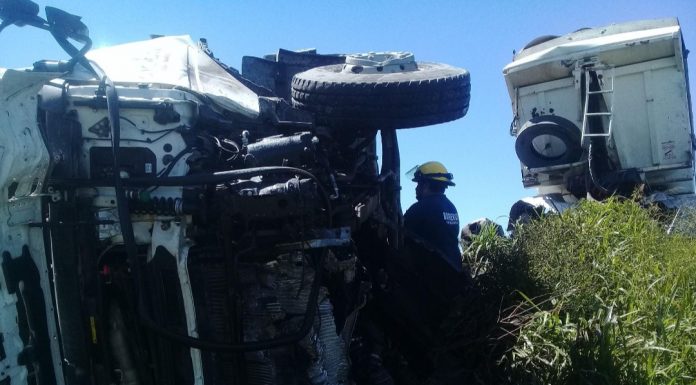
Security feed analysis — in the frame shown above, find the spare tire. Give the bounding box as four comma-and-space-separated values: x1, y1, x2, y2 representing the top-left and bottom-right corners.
515, 115, 583, 168
291, 61, 470, 129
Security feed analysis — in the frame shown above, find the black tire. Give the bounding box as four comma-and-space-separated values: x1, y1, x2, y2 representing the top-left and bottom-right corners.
515, 115, 583, 168
522, 35, 559, 50
291, 63, 470, 129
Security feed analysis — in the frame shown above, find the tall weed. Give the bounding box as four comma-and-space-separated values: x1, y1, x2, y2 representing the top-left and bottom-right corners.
465, 199, 696, 384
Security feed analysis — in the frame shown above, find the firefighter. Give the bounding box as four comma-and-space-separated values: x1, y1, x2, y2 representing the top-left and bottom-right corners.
404, 161, 462, 272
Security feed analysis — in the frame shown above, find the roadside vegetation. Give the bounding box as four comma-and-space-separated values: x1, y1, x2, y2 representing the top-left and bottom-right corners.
461, 198, 696, 384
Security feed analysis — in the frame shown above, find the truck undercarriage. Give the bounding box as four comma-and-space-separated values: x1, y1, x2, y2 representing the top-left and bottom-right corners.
0, 3, 472, 384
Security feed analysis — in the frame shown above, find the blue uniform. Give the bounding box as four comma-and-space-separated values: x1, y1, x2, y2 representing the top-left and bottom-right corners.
403, 194, 461, 272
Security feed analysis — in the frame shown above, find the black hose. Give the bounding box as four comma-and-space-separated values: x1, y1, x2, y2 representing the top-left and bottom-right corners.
51, 166, 333, 224
52, 167, 324, 187
104, 74, 141, 292
49, 31, 98, 78
126, 166, 326, 187
584, 70, 614, 198
104, 77, 328, 352
587, 140, 612, 196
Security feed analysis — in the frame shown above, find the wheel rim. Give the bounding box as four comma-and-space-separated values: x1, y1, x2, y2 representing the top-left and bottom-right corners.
531, 134, 568, 159
342, 52, 417, 74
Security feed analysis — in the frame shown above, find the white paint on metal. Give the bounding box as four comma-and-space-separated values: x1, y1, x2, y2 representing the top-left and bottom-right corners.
0, 70, 66, 385
506, 18, 694, 197
84, 35, 260, 117
150, 220, 204, 385
516, 77, 581, 132
343, 52, 417, 74
0, 70, 54, 203
0, 262, 24, 384
68, 85, 194, 184
505, 19, 681, 84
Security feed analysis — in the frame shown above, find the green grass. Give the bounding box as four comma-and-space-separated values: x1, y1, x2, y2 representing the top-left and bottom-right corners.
462, 198, 696, 385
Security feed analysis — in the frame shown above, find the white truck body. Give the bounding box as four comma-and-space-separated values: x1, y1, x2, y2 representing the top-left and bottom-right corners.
505, 18, 694, 199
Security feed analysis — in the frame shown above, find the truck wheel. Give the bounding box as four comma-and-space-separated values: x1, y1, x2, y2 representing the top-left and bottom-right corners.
515, 115, 583, 168
291, 52, 470, 129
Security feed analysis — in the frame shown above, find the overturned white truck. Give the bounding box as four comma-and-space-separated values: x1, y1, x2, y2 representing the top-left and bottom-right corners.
0, 2, 474, 385
505, 18, 695, 228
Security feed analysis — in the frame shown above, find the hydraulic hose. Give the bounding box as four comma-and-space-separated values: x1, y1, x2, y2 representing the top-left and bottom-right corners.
587, 140, 612, 196
584, 70, 614, 198
49, 31, 97, 77
104, 74, 141, 296
52, 166, 333, 225
104, 76, 327, 352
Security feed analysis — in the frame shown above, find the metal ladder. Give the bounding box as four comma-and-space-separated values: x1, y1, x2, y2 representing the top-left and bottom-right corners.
581, 66, 615, 143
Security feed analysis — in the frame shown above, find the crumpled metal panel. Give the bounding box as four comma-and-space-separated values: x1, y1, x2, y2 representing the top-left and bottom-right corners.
0, 70, 54, 203
85, 35, 260, 118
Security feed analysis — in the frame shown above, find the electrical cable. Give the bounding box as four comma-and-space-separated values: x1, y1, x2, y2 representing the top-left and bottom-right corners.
103, 75, 331, 351
86, 129, 177, 144
119, 116, 137, 127
157, 146, 192, 177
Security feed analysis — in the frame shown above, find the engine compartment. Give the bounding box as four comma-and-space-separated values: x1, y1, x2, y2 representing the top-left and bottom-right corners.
0, 4, 472, 385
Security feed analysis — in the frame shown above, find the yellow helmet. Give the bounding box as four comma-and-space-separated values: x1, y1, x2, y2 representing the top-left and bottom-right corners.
408, 161, 455, 186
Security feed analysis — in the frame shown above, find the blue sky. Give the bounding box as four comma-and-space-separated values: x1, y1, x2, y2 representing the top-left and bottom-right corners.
1, 0, 694, 227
